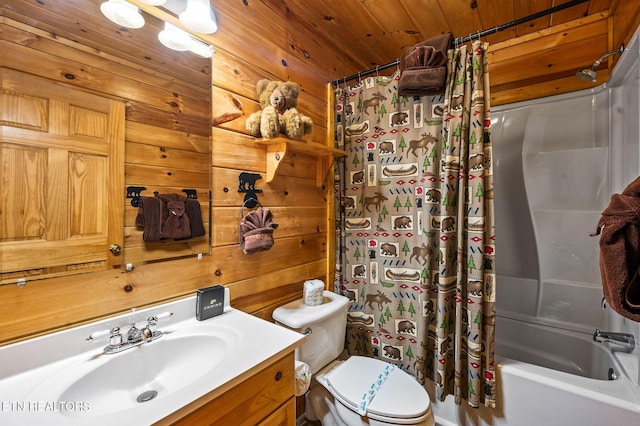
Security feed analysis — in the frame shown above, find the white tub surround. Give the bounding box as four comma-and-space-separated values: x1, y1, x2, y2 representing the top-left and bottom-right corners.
0, 290, 305, 425
440, 22, 640, 426
430, 317, 640, 426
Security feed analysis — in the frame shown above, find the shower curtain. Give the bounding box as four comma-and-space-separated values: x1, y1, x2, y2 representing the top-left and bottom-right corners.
333, 41, 496, 408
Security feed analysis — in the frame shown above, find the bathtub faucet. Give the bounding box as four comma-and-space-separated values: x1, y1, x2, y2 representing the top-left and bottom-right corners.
593, 329, 635, 352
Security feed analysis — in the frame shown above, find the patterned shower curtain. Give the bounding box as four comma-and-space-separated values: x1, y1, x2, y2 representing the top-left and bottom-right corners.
333, 41, 496, 408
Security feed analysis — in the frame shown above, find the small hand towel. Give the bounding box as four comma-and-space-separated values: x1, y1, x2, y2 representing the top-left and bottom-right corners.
156, 193, 191, 240
239, 207, 279, 254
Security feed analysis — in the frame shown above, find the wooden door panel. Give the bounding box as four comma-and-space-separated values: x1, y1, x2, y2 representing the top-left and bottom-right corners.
1, 237, 107, 272
69, 105, 108, 139
0, 143, 46, 240
0, 89, 48, 131
0, 68, 124, 282
69, 152, 108, 237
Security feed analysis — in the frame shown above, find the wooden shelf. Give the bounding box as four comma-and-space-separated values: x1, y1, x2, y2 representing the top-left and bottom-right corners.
255, 137, 347, 187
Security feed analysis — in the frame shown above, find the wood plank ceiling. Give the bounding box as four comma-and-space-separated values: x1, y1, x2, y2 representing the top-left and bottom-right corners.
3, 0, 637, 106
263, 0, 614, 74
258, 0, 639, 104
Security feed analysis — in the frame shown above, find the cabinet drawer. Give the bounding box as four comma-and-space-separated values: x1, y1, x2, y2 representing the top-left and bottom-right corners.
168, 352, 295, 425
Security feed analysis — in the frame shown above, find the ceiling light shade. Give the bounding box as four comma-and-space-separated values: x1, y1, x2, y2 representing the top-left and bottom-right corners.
138, 0, 167, 5
100, 0, 145, 29
179, 0, 218, 34
158, 22, 194, 51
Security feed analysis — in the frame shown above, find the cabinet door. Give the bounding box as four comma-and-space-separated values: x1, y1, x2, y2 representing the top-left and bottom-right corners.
166, 352, 295, 425
1, 69, 125, 282
257, 398, 296, 426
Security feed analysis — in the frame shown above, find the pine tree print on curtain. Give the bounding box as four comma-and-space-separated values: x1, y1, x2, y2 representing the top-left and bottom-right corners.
333, 40, 496, 408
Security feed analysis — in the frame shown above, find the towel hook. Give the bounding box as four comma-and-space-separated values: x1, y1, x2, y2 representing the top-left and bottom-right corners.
238, 172, 262, 209
240, 197, 263, 217
126, 186, 147, 207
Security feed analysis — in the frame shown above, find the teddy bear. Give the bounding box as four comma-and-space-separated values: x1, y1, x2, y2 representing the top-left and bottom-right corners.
245, 79, 313, 140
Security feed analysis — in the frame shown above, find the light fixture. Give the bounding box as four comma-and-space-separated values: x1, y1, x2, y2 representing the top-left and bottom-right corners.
179, 0, 218, 34
158, 22, 194, 51
100, 0, 145, 29
100, 0, 216, 56
189, 38, 214, 58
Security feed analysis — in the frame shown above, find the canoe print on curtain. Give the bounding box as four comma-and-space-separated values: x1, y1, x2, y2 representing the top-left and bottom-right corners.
333, 41, 496, 408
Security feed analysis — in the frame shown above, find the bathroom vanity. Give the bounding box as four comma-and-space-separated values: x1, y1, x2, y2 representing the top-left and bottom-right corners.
0, 291, 304, 426
159, 351, 296, 425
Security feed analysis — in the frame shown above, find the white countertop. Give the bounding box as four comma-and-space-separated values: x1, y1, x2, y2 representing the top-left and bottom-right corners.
0, 292, 305, 425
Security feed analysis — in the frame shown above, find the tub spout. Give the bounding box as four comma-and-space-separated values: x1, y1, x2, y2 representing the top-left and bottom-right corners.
593, 329, 635, 351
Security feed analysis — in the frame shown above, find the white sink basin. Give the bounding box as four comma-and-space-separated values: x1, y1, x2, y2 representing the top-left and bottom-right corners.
0, 293, 305, 425
28, 327, 239, 418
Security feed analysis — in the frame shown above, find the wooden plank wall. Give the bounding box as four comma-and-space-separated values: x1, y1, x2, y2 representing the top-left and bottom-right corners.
1, 0, 639, 345
488, 2, 640, 106
0, 0, 334, 344
0, 15, 212, 342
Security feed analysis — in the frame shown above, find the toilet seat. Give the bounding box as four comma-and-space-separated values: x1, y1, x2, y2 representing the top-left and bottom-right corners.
324, 356, 431, 424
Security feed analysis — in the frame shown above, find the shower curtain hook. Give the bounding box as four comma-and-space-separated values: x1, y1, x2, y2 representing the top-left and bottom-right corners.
375, 65, 379, 79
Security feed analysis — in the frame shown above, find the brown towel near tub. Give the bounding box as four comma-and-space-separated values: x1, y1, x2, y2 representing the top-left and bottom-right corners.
136, 194, 205, 242
398, 33, 453, 97
593, 176, 640, 321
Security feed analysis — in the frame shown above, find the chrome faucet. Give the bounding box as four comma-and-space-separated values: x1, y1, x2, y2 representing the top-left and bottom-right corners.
593, 329, 635, 352
86, 311, 173, 354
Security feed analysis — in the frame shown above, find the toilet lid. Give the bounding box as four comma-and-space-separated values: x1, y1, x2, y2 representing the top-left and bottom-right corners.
326, 356, 430, 420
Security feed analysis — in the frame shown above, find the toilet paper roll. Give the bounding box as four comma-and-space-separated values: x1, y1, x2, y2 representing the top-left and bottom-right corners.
295, 360, 311, 396
303, 279, 324, 306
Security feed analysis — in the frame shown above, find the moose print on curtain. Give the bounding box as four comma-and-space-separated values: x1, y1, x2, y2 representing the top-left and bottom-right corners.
334, 41, 496, 408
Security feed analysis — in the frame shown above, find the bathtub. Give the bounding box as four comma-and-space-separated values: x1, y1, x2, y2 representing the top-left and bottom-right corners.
427, 316, 640, 426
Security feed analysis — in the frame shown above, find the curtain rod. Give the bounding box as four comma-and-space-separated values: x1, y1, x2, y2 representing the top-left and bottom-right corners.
330, 0, 590, 85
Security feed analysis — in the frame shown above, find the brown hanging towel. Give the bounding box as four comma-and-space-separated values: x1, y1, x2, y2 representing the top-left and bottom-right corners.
185, 198, 206, 239
136, 193, 205, 242
593, 176, 640, 321
238, 207, 278, 255
398, 33, 453, 97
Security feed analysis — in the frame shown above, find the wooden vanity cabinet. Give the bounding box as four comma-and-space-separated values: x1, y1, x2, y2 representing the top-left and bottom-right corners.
159, 351, 296, 426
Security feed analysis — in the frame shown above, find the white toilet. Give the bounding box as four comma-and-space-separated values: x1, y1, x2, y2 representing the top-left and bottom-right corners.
273, 291, 434, 426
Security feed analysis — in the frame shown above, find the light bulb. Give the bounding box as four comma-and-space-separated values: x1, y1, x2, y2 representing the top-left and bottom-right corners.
100, 0, 145, 29
179, 0, 218, 34
158, 22, 194, 51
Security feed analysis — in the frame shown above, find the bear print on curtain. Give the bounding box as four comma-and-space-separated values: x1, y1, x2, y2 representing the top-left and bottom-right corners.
333, 41, 496, 408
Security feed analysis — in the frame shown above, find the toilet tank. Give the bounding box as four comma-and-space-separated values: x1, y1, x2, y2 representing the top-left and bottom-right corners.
272, 291, 349, 374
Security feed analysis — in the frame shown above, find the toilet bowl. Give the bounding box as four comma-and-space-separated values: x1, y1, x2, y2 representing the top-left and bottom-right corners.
309, 356, 434, 426
272, 291, 434, 426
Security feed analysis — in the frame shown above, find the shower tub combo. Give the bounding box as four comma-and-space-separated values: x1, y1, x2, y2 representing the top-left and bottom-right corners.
429, 312, 640, 426
430, 29, 640, 425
